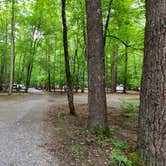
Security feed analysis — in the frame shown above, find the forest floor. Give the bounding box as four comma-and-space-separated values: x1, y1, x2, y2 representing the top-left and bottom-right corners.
0, 89, 140, 166
47, 91, 140, 166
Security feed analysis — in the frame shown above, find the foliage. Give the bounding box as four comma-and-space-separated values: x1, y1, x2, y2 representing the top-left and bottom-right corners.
109, 148, 132, 166
79, 127, 87, 132
93, 128, 107, 145
0, 0, 145, 92
120, 100, 138, 115
128, 151, 141, 166
110, 139, 129, 150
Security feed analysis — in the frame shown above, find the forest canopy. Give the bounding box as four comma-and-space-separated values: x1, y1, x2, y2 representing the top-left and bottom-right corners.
0, 0, 145, 92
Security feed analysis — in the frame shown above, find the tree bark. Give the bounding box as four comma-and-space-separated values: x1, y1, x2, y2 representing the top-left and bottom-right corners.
25, 39, 38, 93
9, 0, 15, 95
82, 6, 87, 59
47, 51, 51, 92
111, 46, 118, 93
139, 0, 166, 165
103, 0, 113, 47
17, 53, 23, 84
0, 7, 8, 91
61, 0, 76, 115
4, 0, 8, 90
53, 39, 56, 92
46, 39, 51, 92
123, 46, 128, 93
86, 0, 108, 133
18, 53, 25, 85
81, 9, 87, 93
72, 47, 78, 90
81, 68, 85, 93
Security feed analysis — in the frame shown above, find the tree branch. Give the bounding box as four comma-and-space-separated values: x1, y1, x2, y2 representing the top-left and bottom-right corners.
107, 34, 143, 51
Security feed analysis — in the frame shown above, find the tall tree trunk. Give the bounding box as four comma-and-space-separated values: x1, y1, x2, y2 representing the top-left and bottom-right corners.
82, 6, 87, 59
25, 37, 39, 93
103, 0, 113, 47
75, 57, 80, 93
9, 0, 15, 95
104, 0, 113, 92
17, 53, 23, 84
0, 48, 5, 90
81, 67, 85, 93
139, 0, 166, 165
18, 53, 25, 85
123, 46, 128, 93
0, 14, 8, 91
47, 53, 51, 92
86, 0, 108, 133
4, 6, 8, 86
1, 0, 8, 92
25, 63, 32, 93
59, 49, 62, 91
73, 44, 80, 93
46, 39, 51, 92
53, 39, 56, 92
111, 46, 118, 93
72, 48, 78, 86
105, 54, 109, 92
81, 9, 87, 93
61, 0, 76, 115
133, 54, 137, 77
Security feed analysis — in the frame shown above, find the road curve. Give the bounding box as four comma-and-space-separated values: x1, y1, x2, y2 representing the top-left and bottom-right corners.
0, 90, 59, 166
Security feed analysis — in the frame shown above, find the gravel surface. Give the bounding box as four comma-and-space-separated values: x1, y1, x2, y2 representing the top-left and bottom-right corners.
0, 89, 59, 166
0, 89, 139, 166
73, 92, 139, 108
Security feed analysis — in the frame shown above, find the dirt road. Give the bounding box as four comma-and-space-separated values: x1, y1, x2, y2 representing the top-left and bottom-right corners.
0, 89, 139, 166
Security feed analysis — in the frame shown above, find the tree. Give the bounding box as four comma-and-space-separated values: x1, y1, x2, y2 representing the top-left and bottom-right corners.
0, 0, 8, 91
105, 0, 144, 92
139, 0, 166, 165
103, 0, 113, 47
9, 0, 15, 95
86, 0, 108, 133
111, 45, 118, 92
25, 30, 40, 93
0, 0, 144, 94
61, 0, 76, 115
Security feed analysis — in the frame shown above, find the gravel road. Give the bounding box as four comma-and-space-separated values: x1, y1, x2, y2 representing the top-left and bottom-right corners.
0, 89, 59, 166
0, 89, 139, 166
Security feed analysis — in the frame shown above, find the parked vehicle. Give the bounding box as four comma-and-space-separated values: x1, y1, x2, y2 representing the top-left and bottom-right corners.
116, 84, 124, 92
17, 84, 25, 90
13, 84, 25, 91
12, 84, 17, 90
